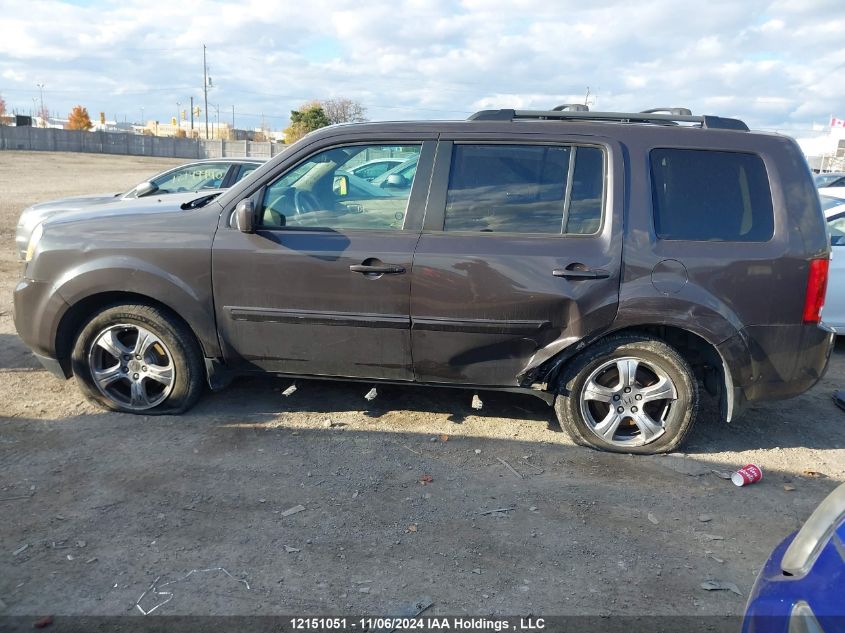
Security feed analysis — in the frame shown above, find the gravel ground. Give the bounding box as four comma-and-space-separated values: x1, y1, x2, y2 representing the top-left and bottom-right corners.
0, 151, 843, 619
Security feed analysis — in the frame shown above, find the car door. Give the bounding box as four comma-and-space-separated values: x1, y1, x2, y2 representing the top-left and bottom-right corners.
409, 137, 623, 386
212, 140, 435, 380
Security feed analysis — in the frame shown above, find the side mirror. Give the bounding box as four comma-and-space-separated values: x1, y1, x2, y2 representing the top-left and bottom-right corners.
382, 174, 407, 189
235, 199, 256, 233
333, 174, 349, 197
135, 181, 158, 197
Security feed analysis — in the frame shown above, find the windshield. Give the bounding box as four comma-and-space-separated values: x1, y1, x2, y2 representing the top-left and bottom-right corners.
821, 195, 845, 211
815, 173, 845, 187
828, 212, 845, 246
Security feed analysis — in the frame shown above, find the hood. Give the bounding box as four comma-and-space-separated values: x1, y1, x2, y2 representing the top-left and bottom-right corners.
41, 190, 225, 229
29, 192, 125, 212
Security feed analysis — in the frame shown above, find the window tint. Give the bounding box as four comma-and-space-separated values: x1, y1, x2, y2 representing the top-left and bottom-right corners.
152, 163, 230, 193
443, 144, 604, 234
260, 144, 421, 231
650, 149, 774, 242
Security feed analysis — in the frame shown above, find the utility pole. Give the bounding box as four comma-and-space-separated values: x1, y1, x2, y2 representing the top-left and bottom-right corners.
190, 96, 194, 135
232, 105, 235, 131
203, 44, 209, 139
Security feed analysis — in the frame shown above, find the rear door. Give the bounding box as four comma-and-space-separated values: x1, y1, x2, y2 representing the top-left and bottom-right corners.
409, 136, 624, 386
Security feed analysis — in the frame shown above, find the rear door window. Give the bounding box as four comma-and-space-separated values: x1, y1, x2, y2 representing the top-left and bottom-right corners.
650, 149, 774, 242
443, 144, 605, 235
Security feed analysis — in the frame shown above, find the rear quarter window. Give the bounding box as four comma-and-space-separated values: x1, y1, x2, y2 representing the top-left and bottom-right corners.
650, 148, 774, 242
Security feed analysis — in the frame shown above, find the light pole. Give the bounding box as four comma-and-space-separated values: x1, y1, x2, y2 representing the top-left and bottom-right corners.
140, 106, 145, 125
202, 44, 211, 139
36, 83, 45, 126
176, 101, 181, 134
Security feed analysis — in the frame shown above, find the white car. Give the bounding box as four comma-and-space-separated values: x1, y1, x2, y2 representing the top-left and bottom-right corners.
14, 158, 264, 259
822, 188, 845, 332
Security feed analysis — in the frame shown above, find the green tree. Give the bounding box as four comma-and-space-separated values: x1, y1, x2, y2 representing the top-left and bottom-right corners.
67, 105, 93, 130
284, 101, 330, 144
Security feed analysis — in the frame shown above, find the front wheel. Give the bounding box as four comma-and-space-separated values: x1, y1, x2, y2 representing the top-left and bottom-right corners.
554, 333, 698, 454
71, 304, 204, 414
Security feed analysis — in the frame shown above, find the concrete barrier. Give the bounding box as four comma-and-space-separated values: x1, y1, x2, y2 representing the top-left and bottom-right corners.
0, 126, 283, 160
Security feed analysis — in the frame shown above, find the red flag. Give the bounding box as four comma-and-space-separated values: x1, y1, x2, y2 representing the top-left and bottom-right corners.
831, 116, 845, 128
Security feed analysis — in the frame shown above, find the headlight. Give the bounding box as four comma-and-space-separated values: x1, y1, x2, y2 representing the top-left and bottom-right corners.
24, 223, 43, 263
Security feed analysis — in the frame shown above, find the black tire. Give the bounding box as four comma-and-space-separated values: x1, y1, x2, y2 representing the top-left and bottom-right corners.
554, 333, 698, 454
71, 303, 204, 415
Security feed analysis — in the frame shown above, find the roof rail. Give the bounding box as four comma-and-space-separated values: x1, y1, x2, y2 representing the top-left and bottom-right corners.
641, 107, 692, 116
467, 108, 749, 131
552, 103, 589, 112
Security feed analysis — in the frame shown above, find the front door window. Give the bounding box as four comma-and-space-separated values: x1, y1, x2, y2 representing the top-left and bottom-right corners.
260, 145, 421, 231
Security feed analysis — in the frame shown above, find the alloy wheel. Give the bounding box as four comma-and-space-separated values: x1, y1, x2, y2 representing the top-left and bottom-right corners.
578, 356, 678, 447
87, 324, 175, 411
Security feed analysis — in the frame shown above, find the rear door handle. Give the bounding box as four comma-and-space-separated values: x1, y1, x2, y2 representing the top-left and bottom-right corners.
350, 264, 406, 275
552, 266, 610, 280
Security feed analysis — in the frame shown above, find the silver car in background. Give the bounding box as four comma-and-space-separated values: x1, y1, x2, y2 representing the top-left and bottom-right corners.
822, 188, 845, 333
15, 158, 264, 258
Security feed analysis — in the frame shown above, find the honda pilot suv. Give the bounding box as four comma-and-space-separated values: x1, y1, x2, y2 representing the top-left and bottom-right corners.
13, 106, 834, 454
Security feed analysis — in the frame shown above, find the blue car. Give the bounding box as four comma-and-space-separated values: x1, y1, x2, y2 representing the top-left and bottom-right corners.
743, 483, 845, 633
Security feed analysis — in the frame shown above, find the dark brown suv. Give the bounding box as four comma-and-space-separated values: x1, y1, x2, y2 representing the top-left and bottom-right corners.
13, 106, 835, 454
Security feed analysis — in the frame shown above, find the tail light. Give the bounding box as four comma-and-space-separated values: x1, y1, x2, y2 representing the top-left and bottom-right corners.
803, 258, 829, 324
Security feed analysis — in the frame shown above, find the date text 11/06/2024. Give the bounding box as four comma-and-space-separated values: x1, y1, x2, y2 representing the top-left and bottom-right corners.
290, 617, 546, 631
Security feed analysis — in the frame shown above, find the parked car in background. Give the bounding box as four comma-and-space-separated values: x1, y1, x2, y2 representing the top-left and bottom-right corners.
348, 158, 404, 181
822, 199, 845, 334
819, 187, 845, 212
15, 158, 265, 258
742, 482, 845, 633
13, 106, 834, 454
371, 154, 419, 192
814, 172, 845, 188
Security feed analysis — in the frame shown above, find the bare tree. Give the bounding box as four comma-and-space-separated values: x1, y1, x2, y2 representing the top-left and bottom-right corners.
320, 98, 367, 125
0, 93, 6, 121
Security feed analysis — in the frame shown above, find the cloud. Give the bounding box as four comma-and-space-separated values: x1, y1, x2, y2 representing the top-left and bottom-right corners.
0, 0, 842, 134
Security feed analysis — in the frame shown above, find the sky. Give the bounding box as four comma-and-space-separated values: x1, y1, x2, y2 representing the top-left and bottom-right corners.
0, 0, 843, 137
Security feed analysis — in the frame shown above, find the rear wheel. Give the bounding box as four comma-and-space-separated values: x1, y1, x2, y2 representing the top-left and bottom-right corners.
71, 304, 204, 414
554, 333, 698, 454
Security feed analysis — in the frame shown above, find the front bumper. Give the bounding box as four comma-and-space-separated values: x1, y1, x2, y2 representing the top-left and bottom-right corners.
13, 277, 71, 379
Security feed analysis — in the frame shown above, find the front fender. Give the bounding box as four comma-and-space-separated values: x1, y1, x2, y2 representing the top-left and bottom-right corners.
53, 257, 220, 358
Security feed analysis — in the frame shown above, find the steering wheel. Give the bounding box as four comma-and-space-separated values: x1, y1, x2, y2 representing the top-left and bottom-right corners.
294, 190, 321, 215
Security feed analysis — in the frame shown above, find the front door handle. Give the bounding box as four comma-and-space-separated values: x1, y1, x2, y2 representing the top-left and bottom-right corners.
350, 264, 406, 275
552, 266, 611, 280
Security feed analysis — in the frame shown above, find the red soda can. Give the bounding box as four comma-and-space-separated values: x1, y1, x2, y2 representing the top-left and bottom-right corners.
732, 464, 763, 487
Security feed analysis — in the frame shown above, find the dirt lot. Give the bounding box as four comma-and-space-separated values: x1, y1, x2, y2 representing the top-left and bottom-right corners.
0, 151, 843, 619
